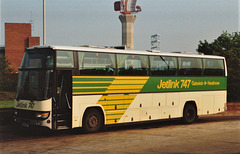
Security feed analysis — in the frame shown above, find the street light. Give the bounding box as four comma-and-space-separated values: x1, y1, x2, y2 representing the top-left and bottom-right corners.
43, 0, 46, 45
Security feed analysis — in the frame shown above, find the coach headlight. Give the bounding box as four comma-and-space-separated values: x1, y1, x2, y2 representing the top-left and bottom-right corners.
36, 112, 50, 119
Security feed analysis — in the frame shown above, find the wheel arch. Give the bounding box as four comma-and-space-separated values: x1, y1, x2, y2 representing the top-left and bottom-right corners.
183, 100, 198, 116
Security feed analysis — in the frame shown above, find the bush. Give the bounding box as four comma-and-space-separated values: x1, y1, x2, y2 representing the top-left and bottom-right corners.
0, 57, 18, 92
197, 32, 240, 102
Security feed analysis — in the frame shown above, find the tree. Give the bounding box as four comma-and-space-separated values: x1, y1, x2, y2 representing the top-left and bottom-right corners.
0, 57, 18, 91
197, 31, 240, 102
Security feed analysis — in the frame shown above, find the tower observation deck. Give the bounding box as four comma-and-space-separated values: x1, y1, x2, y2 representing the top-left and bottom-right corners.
114, 0, 142, 50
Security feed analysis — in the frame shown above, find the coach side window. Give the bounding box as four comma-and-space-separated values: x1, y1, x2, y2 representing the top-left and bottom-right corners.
150, 56, 177, 76
56, 50, 74, 68
117, 54, 149, 76
203, 59, 225, 76
178, 57, 202, 76
78, 52, 116, 76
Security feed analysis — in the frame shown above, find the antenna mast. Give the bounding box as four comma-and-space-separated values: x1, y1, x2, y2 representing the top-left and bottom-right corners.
29, 11, 34, 34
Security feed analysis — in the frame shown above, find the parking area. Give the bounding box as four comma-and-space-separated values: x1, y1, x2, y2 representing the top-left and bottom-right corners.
0, 112, 239, 153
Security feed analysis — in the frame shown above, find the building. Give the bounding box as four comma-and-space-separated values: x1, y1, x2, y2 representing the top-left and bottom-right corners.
5, 23, 40, 71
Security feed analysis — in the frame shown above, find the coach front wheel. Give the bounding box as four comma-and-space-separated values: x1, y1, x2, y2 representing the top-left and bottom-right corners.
82, 108, 103, 133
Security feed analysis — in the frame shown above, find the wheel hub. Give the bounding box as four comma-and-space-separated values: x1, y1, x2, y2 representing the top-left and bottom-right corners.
187, 109, 194, 119
88, 115, 98, 128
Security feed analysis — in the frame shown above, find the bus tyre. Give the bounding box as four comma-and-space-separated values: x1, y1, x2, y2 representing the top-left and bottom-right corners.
83, 108, 103, 133
183, 104, 197, 124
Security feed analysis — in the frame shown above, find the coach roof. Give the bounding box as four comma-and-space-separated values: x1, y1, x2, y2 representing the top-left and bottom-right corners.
27, 45, 225, 60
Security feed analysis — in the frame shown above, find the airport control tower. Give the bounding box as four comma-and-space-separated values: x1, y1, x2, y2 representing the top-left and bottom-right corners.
114, 0, 141, 50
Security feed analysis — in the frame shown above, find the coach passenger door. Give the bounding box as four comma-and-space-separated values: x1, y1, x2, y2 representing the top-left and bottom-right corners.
55, 70, 72, 129
54, 50, 75, 129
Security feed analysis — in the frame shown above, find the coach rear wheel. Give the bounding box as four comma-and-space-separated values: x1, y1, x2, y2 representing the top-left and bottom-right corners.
183, 104, 197, 124
83, 108, 103, 133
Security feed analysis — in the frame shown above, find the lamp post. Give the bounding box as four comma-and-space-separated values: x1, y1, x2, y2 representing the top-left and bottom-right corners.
43, 0, 46, 45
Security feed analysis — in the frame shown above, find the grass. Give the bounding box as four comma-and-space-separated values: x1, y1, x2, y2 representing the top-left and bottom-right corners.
0, 101, 14, 109
0, 91, 15, 109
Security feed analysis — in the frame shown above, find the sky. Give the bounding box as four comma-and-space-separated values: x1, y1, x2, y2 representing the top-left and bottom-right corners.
0, 0, 239, 52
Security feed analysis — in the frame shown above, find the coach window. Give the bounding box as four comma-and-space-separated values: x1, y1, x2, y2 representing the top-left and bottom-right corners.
178, 57, 202, 76
56, 51, 74, 68
150, 56, 177, 76
117, 54, 149, 76
78, 52, 116, 76
203, 59, 224, 76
